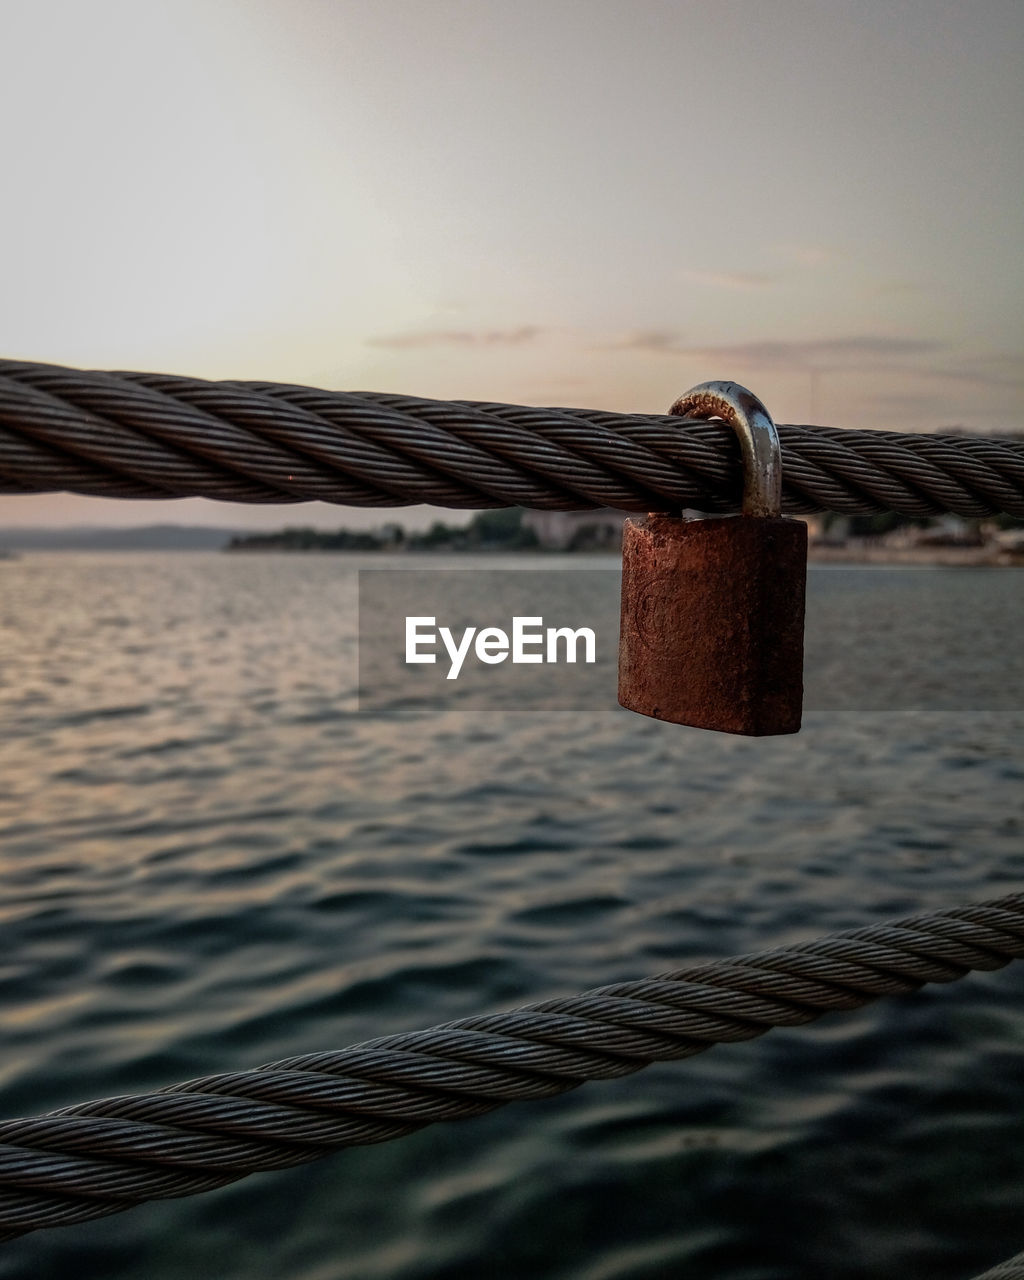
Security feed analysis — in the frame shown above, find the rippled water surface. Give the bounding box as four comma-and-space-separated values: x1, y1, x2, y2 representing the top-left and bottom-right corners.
1, 553, 1022, 1280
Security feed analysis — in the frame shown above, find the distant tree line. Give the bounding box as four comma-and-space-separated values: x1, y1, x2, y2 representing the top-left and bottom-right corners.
225, 508, 540, 552
226, 506, 1023, 553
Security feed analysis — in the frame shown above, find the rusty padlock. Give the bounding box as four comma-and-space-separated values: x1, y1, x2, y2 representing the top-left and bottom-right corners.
618, 381, 806, 735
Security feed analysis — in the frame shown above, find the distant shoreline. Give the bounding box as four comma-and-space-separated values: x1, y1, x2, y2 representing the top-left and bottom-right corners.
1, 520, 1022, 566
4, 545, 1021, 567
807, 543, 1023, 566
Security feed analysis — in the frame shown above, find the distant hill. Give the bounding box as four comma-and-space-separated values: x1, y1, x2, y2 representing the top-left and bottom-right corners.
0, 524, 245, 551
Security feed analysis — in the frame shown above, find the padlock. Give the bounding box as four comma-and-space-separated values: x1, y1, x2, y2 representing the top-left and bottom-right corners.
618, 381, 806, 736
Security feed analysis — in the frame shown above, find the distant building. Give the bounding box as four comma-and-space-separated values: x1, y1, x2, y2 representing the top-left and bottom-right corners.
521, 508, 629, 550
804, 513, 847, 544
524, 510, 830, 550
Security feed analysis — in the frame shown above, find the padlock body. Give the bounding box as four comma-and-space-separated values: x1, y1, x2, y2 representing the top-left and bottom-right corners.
618, 514, 806, 735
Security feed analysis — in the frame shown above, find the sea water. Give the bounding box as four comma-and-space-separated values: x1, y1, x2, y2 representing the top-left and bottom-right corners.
0, 553, 1022, 1280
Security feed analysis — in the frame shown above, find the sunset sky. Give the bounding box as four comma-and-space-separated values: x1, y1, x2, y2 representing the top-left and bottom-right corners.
1, 0, 1021, 529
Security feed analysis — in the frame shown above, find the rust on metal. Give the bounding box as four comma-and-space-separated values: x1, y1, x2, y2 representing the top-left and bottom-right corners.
618, 513, 807, 735
618, 380, 806, 736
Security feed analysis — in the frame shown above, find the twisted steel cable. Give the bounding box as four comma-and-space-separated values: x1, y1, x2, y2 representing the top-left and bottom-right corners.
0, 892, 1022, 1239
1, 359, 1022, 515
972, 1254, 1024, 1280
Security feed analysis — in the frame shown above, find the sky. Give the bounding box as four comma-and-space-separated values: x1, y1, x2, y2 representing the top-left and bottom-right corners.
1, 0, 1021, 530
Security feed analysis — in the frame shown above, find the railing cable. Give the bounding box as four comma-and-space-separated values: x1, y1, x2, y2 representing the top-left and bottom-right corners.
0, 891, 1021, 1239
2, 359, 1022, 516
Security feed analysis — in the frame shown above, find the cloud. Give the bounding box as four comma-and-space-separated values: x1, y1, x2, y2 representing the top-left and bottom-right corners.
602, 329, 684, 354
367, 326, 542, 349
690, 336, 942, 367
924, 358, 1024, 390
683, 270, 779, 290
600, 332, 944, 368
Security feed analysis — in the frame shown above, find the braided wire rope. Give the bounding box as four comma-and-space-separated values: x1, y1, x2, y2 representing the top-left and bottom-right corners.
0, 892, 1022, 1239
1, 359, 1023, 516
972, 1254, 1024, 1280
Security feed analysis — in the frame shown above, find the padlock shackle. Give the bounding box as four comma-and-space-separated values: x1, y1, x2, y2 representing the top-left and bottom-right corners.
669, 381, 782, 518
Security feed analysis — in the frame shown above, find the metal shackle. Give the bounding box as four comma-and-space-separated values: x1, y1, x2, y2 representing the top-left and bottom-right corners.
670, 381, 782, 518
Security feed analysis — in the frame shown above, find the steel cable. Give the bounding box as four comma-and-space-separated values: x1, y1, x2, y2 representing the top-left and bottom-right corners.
0, 891, 1021, 1239
971, 1252, 1024, 1279
1, 360, 1022, 515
